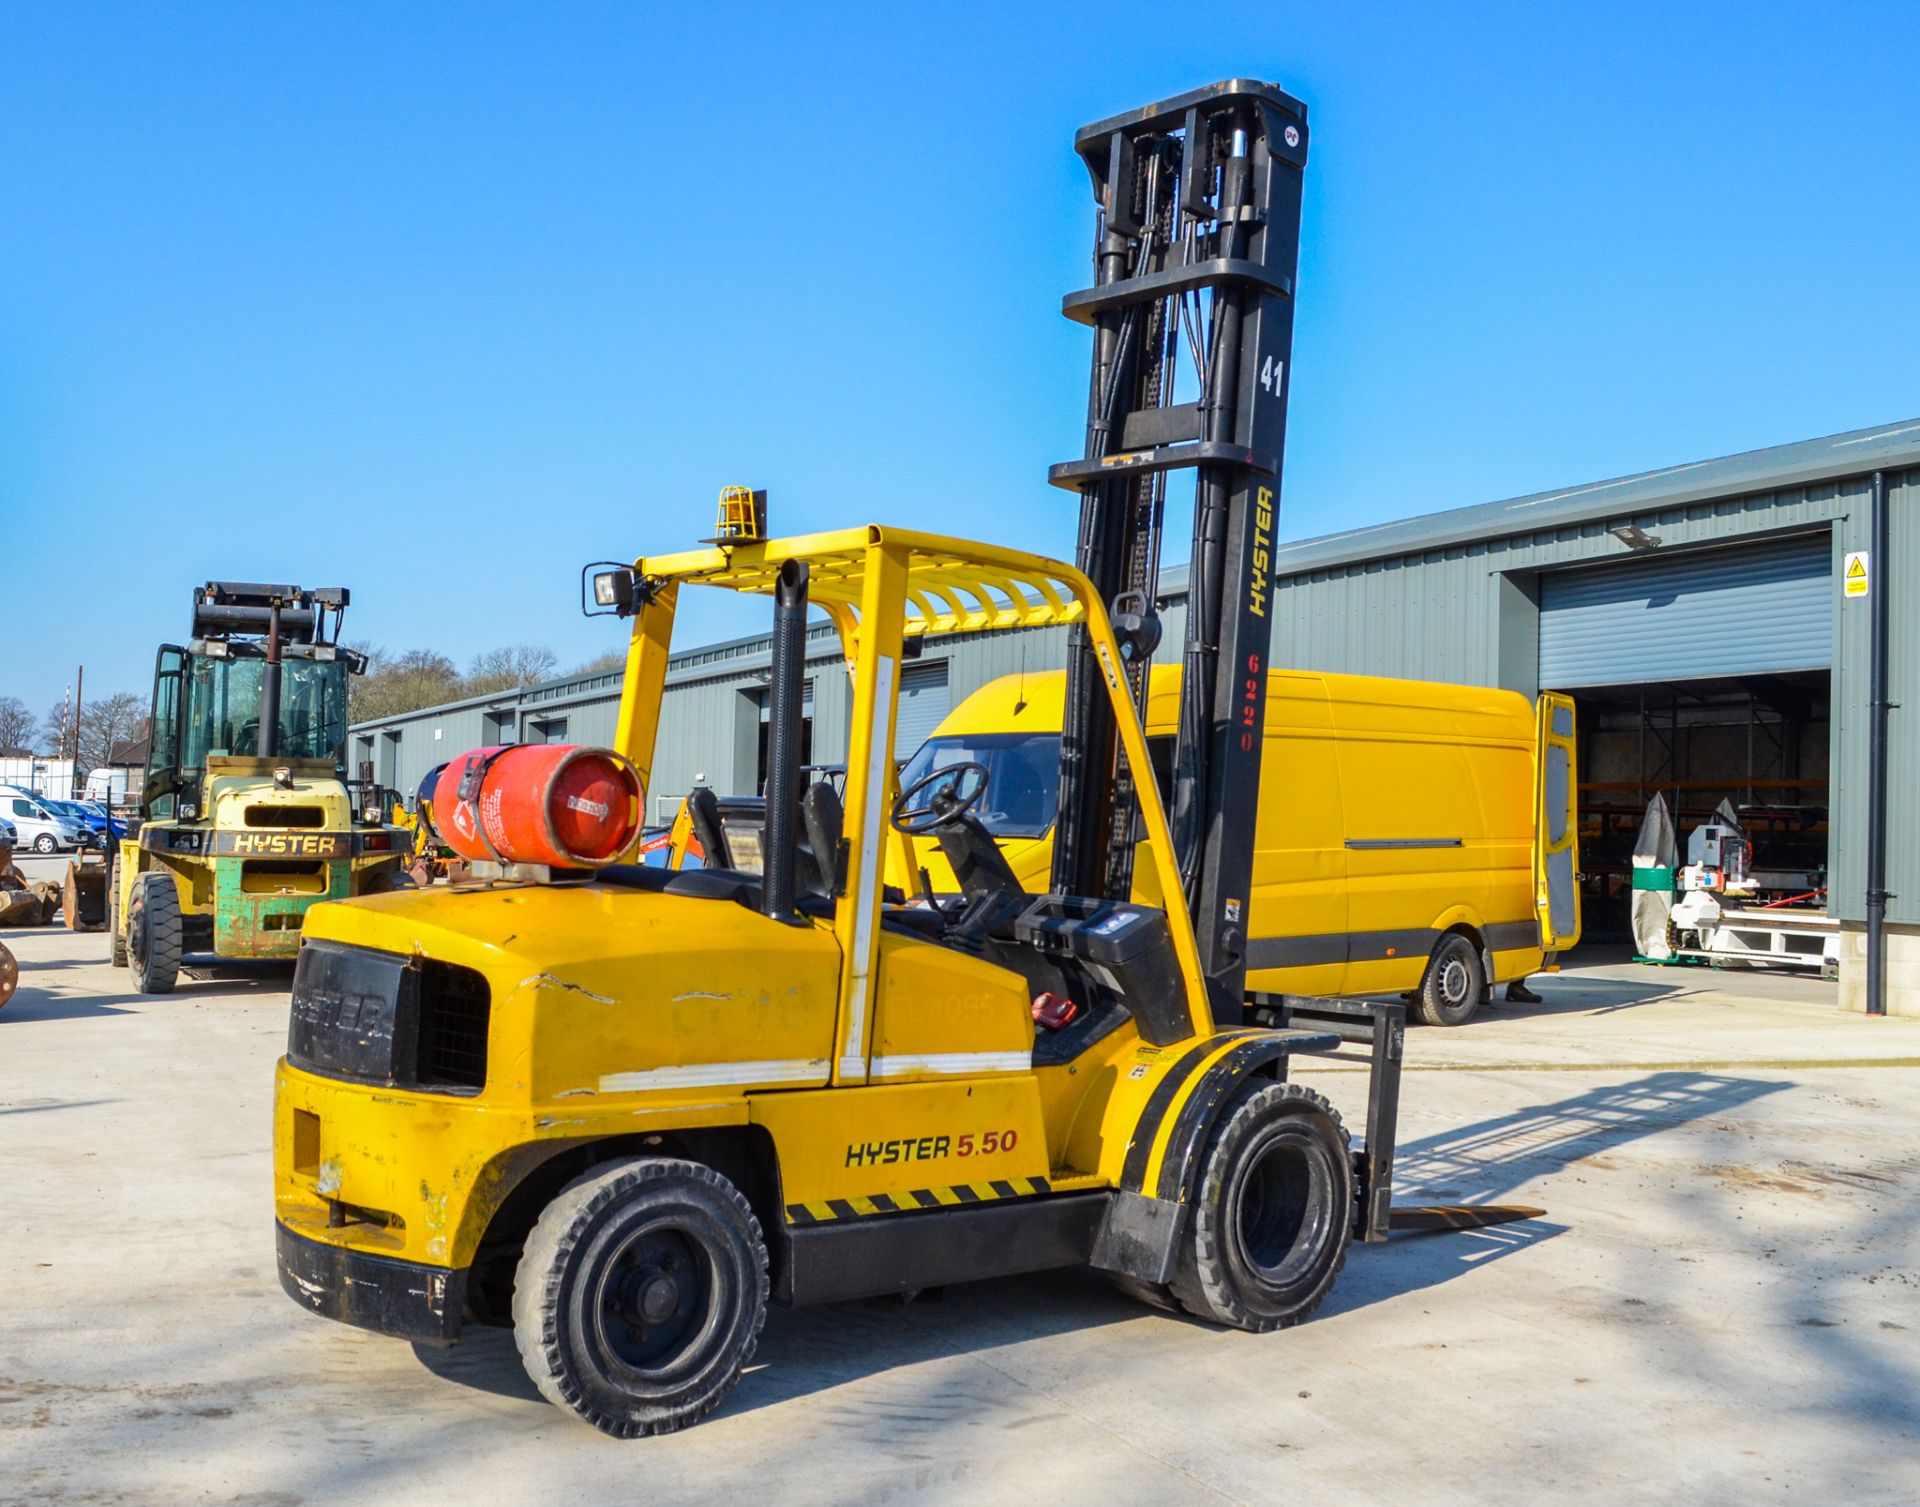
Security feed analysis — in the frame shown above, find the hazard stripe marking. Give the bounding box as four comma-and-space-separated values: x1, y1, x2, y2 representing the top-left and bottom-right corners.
784, 1176, 1055, 1224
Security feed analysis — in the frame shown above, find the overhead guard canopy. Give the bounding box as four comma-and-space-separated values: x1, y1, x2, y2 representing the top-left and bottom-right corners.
636, 525, 1091, 639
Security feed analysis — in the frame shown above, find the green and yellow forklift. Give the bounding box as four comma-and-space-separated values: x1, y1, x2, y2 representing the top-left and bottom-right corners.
110, 582, 410, 992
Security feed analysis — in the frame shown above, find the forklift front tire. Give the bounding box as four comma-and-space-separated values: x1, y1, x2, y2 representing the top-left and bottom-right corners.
1171, 1082, 1352, 1334
108, 858, 128, 968
512, 1157, 768, 1438
128, 872, 182, 994
1109, 1273, 1188, 1315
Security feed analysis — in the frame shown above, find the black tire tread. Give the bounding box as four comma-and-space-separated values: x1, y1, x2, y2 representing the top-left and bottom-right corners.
108, 858, 128, 967
1171, 1081, 1351, 1334
1110, 1273, 1189, 1315
129, 871, 181, 994
358, 863, 413, 895
511, 1157, 767, 1438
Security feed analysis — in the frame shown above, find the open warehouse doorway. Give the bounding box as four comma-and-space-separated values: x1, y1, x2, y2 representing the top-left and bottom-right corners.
1535, 531, 1836, 970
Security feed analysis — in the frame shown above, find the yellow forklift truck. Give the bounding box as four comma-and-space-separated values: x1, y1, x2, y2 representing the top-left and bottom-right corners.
273, 82, 1529, 1436
111, 582, 410, 992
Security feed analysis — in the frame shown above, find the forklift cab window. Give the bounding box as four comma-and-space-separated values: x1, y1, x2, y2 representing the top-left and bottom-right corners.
179, 654, 351, 769
897, 732, 1060, 839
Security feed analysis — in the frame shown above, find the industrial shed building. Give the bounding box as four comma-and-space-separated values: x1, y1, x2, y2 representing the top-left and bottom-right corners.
350, 416, 1920, 1014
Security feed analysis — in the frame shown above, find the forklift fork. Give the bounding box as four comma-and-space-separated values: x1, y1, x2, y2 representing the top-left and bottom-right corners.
1252, 994, 1544, 1241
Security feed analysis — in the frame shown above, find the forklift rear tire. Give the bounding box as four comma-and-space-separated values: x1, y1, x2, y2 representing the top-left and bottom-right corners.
1411, 933, 1484, 1027
512, 1157, 768, 1438
108, 858, 128, 968
128, 872, 182, 994
1171, 1082, 1352, 1333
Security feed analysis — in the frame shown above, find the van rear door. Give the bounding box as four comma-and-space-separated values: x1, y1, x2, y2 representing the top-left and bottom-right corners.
1534, 693, 1581, 951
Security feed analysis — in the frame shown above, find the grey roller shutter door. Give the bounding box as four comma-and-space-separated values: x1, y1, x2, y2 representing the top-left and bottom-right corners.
1538, 533, 1832, 688
894, 661, 951, 758
756, 680, 815, 720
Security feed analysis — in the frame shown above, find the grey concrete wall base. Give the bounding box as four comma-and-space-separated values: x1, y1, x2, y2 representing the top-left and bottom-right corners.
1835, 920, 1920, 1016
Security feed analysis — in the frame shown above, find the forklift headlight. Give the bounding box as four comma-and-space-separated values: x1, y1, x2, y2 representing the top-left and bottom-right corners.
582, 562, 645, 619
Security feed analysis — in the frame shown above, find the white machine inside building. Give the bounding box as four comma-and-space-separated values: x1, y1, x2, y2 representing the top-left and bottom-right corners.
1665, 803, 1838, 977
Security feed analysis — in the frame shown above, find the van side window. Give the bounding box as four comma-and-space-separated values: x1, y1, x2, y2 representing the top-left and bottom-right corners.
1146, 735, 1175, 810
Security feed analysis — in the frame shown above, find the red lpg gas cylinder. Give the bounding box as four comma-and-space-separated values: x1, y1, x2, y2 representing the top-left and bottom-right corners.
437, 745, 641, 869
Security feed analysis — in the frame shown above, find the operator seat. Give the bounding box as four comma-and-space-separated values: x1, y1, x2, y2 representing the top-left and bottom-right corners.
685, 786, 733, 871
799, 780, 844, 898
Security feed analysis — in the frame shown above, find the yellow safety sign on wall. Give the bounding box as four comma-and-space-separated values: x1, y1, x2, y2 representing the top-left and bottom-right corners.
1844, 550, 1870, 600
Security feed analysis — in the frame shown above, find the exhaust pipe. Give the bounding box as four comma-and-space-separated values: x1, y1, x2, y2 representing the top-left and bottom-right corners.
762, 559, 809, 922
258, 600, 282, 759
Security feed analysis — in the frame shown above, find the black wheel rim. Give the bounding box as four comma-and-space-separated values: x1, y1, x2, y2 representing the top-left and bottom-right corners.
1233, 1129, 1335, 1285
583, 1214, 722, 1383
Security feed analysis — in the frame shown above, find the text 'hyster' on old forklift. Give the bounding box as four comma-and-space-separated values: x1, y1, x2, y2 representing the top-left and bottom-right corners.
109, 582, 411, 993
272, 80, 1533, 1436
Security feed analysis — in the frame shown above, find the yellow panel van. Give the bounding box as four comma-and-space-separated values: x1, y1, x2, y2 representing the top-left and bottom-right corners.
889, 667, 1580, 1025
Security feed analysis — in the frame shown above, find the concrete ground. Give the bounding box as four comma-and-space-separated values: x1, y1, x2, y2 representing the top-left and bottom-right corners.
3, 874, 1917, 1506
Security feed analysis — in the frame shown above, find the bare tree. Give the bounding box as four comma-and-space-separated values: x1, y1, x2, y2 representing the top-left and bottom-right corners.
36, 691, 147, 775
566, 649, 630, 677
79, 692, 147, 774
465, 644, 559, 696
351, 649, 463, 724
42, 697, 76, 760
0, 695, 36, 755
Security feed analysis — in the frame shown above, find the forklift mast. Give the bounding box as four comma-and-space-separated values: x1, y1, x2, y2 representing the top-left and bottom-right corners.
1047, 80, 1309, 1023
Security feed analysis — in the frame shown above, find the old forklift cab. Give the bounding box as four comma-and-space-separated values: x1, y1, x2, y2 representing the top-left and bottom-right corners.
273, 524, 1362, 1437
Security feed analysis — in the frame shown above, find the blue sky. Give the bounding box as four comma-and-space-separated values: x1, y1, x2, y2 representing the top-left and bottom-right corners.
5, 2, 1919, 721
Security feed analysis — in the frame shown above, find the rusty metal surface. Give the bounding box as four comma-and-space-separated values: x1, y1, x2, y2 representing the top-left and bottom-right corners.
64, 860, 107, 932
213, 856, 352, 958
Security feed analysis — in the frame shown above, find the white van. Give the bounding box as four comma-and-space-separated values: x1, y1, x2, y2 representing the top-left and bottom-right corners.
0, 787, 90, 854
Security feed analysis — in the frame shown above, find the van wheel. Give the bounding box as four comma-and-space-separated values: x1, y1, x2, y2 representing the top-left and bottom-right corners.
128, 873, 182, 994
513, 1158, 767, 1437
108, 858, 128, 967
1413, 933, 1483, 1026
34, 833, 56, 854
1170, 1082, 1353, 1333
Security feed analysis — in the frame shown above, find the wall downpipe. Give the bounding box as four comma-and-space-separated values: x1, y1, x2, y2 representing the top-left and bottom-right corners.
1865, 471, 1892, 1016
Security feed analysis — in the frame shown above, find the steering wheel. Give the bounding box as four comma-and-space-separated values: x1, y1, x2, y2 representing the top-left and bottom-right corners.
891, 761, 990, 836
